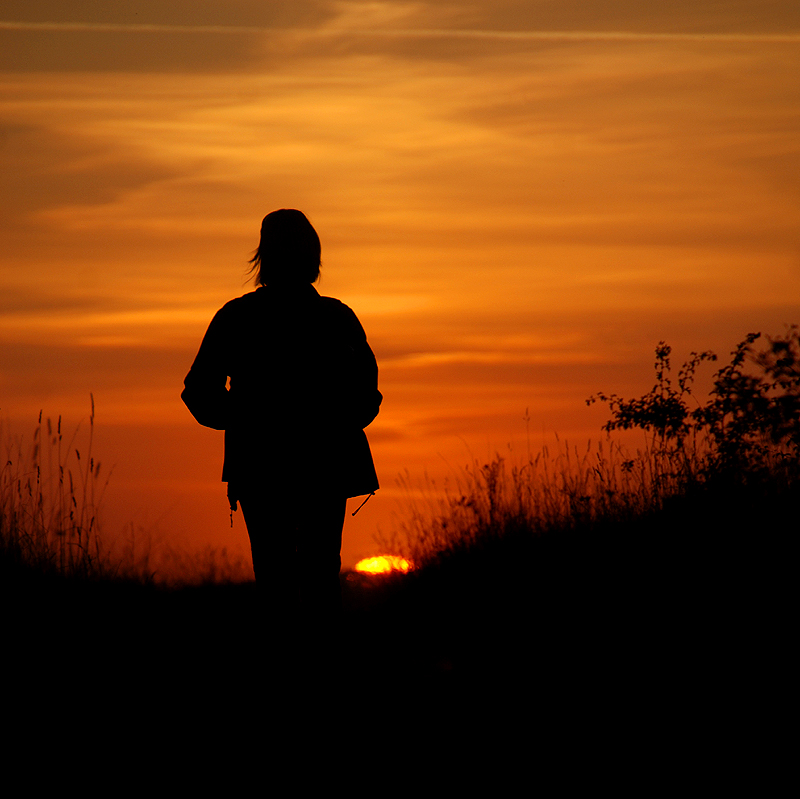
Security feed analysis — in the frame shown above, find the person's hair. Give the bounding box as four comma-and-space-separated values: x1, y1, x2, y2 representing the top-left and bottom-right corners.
247, 209, 321, 285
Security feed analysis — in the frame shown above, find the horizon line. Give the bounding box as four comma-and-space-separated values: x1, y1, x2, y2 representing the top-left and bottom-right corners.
1, 20, 799, 44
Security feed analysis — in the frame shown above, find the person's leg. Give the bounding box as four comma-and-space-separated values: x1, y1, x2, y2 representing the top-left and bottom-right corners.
293, 495, 346, 690
238, 492, 299, 621
296, 495, 347, 622
238, 488, 346, 664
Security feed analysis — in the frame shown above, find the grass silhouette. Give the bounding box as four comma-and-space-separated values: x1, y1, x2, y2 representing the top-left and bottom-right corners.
2, 332, 795, 725
0, 396, 131, 584
355, 329, 796, 708
1, 398, 253, 588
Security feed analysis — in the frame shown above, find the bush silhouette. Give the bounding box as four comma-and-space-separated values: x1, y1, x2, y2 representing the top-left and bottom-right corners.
588, 326, 800, 486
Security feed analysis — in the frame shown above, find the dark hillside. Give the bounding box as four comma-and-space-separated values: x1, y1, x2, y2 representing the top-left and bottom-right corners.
4, 330, 795, 741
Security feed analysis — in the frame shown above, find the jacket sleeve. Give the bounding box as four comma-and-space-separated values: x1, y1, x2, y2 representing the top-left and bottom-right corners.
342, 305, 382, 429
181, 307, 232, 430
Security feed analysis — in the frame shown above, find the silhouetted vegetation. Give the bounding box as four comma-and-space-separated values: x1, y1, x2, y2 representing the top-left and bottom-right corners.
380, 328, 798, 569
0, 397, 125, 584
1, 399, 252, 588
3, 331, 795, 710
589, 326, 800, 487
365, 329, 797, 696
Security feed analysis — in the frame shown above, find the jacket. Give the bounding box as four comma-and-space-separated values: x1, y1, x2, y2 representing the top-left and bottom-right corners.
181, 283, 381, 499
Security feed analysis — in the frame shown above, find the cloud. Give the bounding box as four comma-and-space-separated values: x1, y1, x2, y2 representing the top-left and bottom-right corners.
0, 285, 110, 316
0, 28, 269, 73
0, 0, 337, 72
0, 123, 179, 224
2, 2, 798, 74
0, 0, 335, 29
382, 1, 800, 36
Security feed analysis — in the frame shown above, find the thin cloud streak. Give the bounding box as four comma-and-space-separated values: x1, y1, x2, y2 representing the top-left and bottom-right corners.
2, 20, 799, 43
0, 21, 273, 34
345, 29, 800, 44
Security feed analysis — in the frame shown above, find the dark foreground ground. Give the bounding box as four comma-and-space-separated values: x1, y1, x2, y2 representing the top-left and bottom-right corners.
2, 484, 791, 777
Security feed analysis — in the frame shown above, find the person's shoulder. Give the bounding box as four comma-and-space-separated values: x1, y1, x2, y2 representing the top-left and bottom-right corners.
318, 295, 368, 339
318, 294, 356, 316
217, 289, 261, 312
232, 289, 262, 304
319, 294, 346, 308
320, 295, 365, 327
204, 291, 260, 329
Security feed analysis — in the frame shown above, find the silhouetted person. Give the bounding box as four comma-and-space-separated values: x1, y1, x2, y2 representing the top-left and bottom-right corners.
181, 209, 381, 653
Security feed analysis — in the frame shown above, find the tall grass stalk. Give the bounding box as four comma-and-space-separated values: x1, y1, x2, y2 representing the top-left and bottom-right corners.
383, 434, 764, 568
1, 403, 256, 586
0, 398, 125, 581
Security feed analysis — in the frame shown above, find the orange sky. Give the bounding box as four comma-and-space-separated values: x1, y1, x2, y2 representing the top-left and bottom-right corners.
2, 2, 799, 575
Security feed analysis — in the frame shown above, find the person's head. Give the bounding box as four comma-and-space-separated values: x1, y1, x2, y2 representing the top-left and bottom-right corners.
248, 209, 321, 286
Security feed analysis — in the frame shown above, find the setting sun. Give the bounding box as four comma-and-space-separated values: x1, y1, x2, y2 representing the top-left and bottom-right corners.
354, 556, 413, 575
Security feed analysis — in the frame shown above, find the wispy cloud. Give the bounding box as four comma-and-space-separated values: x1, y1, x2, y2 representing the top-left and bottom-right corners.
363, 29, 800, 43
2, 20, 799, 42
0, 21, 272, 34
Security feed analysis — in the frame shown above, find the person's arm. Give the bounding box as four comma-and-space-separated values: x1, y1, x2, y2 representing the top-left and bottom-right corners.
344, 307, 382, 429
181, 307, 232, 430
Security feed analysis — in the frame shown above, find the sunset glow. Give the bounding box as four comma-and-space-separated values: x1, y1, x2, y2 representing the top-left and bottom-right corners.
1, 2, 798, 578
354, 556, 413, 575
